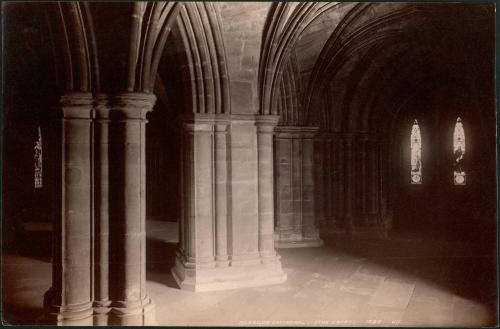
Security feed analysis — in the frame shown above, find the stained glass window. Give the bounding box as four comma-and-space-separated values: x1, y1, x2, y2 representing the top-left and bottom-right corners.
34, 126, 42, 189
410, 120, 422, 184
453, 117, 466, 185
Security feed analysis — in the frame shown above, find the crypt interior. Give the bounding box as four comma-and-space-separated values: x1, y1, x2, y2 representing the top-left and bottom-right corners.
2, 1, 497, 326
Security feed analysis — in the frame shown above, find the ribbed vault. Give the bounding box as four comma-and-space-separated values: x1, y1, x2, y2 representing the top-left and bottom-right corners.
265, 1, 495, 238
157, 2, 231, 115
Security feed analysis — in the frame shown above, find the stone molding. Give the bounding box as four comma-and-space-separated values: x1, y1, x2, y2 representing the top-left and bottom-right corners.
255, 114, 280, 129
275, 126, 319, 139
110, 92, 156, 120
60, 92, 94, 119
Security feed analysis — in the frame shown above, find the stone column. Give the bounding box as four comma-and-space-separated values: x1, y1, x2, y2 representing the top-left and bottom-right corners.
368, 139, 380, 225
344, 136, 355, 232
324, 138, 333, 225
313, 135, 325, 228
336, 136, 345, 229
214, 121, 229, 267
256, 116, 280, 260
301, 128, 322, 244
329, 135, 338, 228
172, 116, 216, 290
93, 94, 112, 324
44, 92, 94, 325
274, 126, 322, 248
360, 135, 369, 226
172, 114, 285, 291
108, 92, 155, 325
228, 116, 261, 266
379, 140, 391, 236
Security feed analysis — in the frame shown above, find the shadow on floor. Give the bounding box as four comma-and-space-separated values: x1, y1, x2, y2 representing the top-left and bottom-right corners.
3, 229, 52, 263
320, 231, 497, 322
2, 221, 497, 326
1, 304, 45, 325
146, 237, 179, 289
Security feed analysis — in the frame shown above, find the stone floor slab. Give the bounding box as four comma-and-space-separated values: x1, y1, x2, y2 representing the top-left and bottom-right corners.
368, 280, 415, 309
2, 226, 496, 327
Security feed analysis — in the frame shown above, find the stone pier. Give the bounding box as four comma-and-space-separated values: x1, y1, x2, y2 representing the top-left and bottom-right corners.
171, 114, 286, 291
274, 126, 323, 248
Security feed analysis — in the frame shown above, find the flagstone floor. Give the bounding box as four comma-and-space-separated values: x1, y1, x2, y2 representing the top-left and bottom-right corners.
3, 221, 497, 326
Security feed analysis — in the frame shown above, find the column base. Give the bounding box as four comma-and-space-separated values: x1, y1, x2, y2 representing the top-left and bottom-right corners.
43, 308, 94, 326
108, 298, 156, 325
43, 288, 94, 325
93, 301, 112, 326
171, 255, 287, 292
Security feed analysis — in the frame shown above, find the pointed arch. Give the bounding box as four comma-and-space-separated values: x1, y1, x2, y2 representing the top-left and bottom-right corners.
176, 2, 231, 114
46, 2, 100, 92
276, 52, 304, 125
259, 2, 343, 117
304, 3, 432, 119
125, 2, 230, 114
127, 2, 181, 93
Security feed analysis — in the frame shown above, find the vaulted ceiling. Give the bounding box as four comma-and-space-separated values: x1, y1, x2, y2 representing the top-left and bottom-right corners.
4, 2, 495, 142
270, 2, 494, 140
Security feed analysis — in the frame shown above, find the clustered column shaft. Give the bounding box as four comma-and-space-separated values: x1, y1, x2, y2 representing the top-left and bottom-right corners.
93, 94, 111, 324
256, 117, 279, 258
344, 136, 354, 231
172, 114, 286, 291
214, 123, 229, 266
44, 93, 94, 325
108, 92, 155, 325
45, 92, 156, 326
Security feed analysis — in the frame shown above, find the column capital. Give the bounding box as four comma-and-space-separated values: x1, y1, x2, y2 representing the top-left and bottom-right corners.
183, 122, 214, 132
60, 92, 94, 119
275, 126, 319, 139
230, 114, 258, 123
181, 113, 230, 125
214, 124, 229, 133
110, 92, 156, 120
255, 115, 280, 133
275, 126, 301, 138
60, 92, 94, 106
300, 126, 319, 139
181, 113, 230, 132
94, 93, 110, 120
